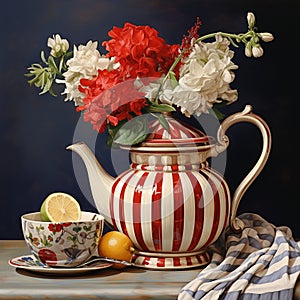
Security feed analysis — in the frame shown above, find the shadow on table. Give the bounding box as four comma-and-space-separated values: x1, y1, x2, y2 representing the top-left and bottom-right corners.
16, 265, 146, 279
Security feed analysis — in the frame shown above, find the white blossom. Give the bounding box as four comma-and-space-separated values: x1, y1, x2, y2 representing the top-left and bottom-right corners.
252, 45, 264, 58
140, 36, 238, 117
245, 42, 252, 57
259, 32, 274, 42
47, 34, 69, 57
247, 12, 256, 29
138, 76, 177, 105
27, 12, 274, 143
57, 40, 118, 106
162, 36, 238, 116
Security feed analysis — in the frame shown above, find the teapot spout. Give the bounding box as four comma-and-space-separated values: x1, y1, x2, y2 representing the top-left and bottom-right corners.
66, 142, 115, 224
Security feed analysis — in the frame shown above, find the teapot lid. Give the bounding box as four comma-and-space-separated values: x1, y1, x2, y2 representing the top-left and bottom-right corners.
126, 115, 215, 151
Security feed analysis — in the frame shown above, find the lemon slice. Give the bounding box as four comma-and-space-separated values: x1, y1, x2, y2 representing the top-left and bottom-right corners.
40, 192, 81, 222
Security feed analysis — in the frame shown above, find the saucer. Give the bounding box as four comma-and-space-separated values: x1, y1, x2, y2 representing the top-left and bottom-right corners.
9, 255, 112, 275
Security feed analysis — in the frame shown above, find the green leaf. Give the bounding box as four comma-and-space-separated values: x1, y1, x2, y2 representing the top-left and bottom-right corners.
211, 100, 229, 120
147, 102, 176, 113
168, 71, 177, 82
58, 57, 64, 73
83, 225, 92, 231
48, 56, 59, 73
40, 51, 48, 65
61, 51, 73, 71
48, 86, 57, 97
112, 116, 149, 145
154, 113, 170, 133
108, 123, 120, 136
210, 107, 225, 120
73, 226, 82, 233
40, 77, 53, 95
27, 76, 39, 85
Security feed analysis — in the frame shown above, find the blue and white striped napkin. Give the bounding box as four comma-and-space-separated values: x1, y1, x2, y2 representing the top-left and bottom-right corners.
178, 213, 300, 300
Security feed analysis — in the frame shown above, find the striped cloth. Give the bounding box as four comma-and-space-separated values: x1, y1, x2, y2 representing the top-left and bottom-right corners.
178, 213, 300, 300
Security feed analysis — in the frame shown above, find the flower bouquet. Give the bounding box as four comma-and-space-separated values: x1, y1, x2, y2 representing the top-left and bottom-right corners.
25, 12, 273, 146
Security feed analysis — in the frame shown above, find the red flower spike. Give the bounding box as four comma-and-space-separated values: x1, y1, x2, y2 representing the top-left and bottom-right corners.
180, 17, 202, 57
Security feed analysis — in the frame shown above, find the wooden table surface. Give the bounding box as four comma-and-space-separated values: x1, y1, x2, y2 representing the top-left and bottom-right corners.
1, 240, 299, 299
0, 240, 202, 300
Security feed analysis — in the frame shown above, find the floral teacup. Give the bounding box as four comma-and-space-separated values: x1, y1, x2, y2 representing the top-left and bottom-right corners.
21, 211, 104, 267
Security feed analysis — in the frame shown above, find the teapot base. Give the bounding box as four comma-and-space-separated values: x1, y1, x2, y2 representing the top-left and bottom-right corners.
132, 249, 210, 270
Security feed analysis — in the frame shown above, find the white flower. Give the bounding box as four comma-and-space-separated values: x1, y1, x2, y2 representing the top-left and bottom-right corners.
247, 12, 255, 29
163, 36, 238, 116
138, 76, 177, 105
57, 40, 118, 106
47, 34, 69, 57
26, 14, 274, 146
252, 45, 264, 58
245, 42, 252, 57
259, 32, 274, 42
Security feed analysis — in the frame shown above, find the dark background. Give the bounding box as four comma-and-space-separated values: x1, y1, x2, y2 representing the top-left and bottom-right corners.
1, 0, 299, 240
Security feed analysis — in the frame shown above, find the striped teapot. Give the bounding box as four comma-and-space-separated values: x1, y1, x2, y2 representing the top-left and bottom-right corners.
67, 105, 271, 269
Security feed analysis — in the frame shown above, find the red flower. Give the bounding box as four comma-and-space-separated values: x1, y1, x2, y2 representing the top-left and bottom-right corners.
33, 237, 40, 246
48, 223, 63, 233
130, 98, 147, 115
75, 22, 182, 135
107, 115, 119, 127
102, 22, 180, 80
61, 222, 72, 227
81, 78, 148, 132
38, 249, 57, 266
77, 69, 121, 112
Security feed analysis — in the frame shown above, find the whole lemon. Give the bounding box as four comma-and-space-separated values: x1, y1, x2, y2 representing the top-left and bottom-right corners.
98, 231, 135, 269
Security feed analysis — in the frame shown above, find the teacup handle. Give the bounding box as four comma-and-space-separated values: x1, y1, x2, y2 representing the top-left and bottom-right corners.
211, 105, 272, 232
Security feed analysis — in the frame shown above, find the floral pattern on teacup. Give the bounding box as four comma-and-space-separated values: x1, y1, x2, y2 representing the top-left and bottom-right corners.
23, 221, 101, 266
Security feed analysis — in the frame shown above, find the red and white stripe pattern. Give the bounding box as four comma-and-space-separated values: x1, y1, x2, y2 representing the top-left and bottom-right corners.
132, 250, 211, 269
109, 165, 231, 254
107, 116, 230, 268
147, 117, 207, 140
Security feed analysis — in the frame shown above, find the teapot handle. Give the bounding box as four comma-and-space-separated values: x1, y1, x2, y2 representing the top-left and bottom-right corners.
211, 105, 272, 232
